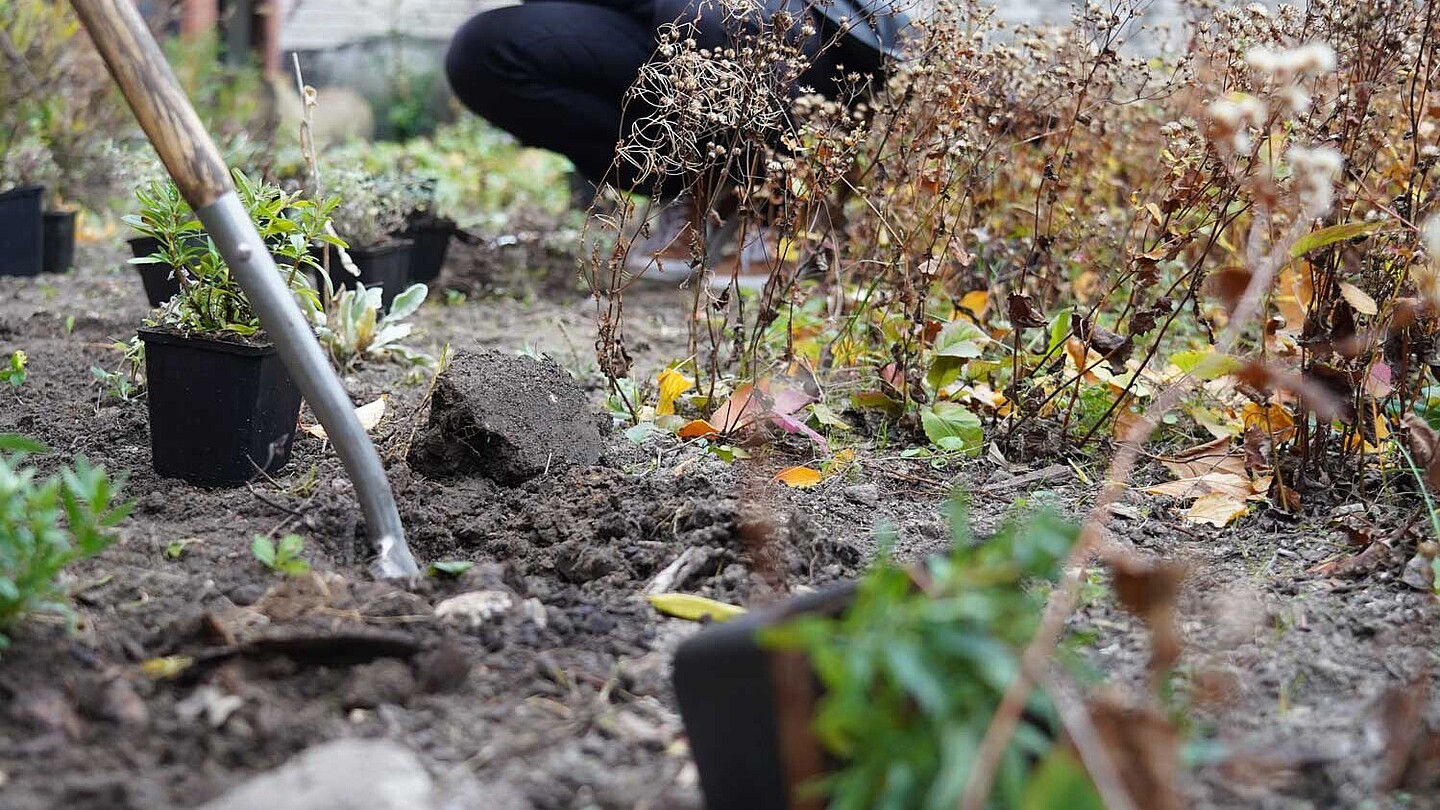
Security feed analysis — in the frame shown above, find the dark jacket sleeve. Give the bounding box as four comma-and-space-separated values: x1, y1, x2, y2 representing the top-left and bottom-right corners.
651, 0, 912, 63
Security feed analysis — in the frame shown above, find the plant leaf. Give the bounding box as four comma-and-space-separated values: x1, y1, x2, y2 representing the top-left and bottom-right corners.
387, 283, 428, 320
656, 367, 694, 417
647, 593, 747, 622
933, 319, 989, 359
774, 466, 823, 488
251, 535, 276, 567
921, 401, 984, 456
1289, 220, 1392, 258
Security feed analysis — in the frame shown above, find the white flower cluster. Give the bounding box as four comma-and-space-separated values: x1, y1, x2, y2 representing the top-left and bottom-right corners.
1247, 42, 1337, 113
1208, 93, 1267, 151
1287, 145, 1343, 216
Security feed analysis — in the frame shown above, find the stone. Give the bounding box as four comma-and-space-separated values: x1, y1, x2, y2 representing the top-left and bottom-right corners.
195, 739, 434, 810
341, 660, 417, 710
407, 350, 603, 485
434, 590, 514, 628
843, 483, 880, 507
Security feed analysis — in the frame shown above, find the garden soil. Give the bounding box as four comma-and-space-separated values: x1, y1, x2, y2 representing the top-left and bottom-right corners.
0, 239, 1437, 810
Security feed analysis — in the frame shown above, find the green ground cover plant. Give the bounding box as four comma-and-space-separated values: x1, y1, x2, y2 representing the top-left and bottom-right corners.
0, 436, 128, 648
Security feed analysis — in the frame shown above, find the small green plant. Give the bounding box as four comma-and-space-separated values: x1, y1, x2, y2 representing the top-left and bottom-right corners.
3, 350, 26, 388
0, 435, 129, 648
324, 168, 427, 249
89, 337, 144, 402
125, 170, 340, 339
250, 533, 310, 577
164, 537, 201, 560
316, 282, 432, 370
766, 501, 1093, 810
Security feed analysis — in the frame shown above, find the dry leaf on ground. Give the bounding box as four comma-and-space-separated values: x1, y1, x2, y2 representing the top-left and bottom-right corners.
774, 466, 823, 488
303, 397, 386, 440
1186, 493, 1250, 528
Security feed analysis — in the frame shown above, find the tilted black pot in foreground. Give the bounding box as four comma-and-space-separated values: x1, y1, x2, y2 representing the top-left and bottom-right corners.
43, 210, 77, 274
139, 327, 304, 486
0, 185, 45, 277
672, 583, 857, 810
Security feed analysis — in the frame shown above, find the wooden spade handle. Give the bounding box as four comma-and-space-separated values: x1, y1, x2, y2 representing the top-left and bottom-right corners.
68, 0, 233, 208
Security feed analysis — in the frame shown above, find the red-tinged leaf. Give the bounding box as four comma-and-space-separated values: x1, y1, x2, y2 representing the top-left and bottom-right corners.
770, 413, 830, 453
768, 385, 814, 417
711, 384, 759, 433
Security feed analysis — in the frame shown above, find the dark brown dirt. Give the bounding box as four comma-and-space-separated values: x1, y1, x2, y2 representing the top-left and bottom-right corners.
0, 238, 1437, 810
407, 349, 605, 484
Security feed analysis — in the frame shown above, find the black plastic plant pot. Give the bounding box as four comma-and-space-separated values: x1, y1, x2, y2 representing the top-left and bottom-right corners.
405, 216, 455, 283
0, 185, 45, 277
327, 239, 414, 310
138, 328, 304, 486
42, 210, 77, 274
672, 583, 857, 810
129, 236, 183, 307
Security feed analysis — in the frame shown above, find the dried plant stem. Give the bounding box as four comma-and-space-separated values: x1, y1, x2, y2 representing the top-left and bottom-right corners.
290, 53, 358, 283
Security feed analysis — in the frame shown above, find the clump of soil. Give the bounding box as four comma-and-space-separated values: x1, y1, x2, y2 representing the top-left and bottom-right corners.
408, 349, 604, 484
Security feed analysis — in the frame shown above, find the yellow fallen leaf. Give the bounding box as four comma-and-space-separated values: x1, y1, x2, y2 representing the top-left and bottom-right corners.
959, 290, 989, 318
774, 466, 823, 488
1338, 281, 1378, 316
1242, 402, 1296, 441
822, 448, 857, 477
656, 367, 694, 417
676, 419, 719, 440
1185, 493, 1249, 527
647, 593, 747, 622
140, 655, 194, 680
304, 397, 386, 440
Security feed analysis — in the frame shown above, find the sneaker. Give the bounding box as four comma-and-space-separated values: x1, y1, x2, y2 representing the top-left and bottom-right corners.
622, 199, 799, 290
708, 226, 797, 291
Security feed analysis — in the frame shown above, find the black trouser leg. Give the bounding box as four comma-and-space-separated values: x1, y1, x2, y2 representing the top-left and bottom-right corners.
445, 4, 658, 191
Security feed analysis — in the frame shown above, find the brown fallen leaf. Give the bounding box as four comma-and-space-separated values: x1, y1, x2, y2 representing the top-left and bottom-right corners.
304, 397, 386, 440
1007, 292, 1046, 328
677, 419, 719, 440
1374, 677, 1440, 792
1145, 472, 1254, 501
710, 384, 758, 433
1158, 436, 1247, 480
1306, 539, 1396, 578
1338, 280, 1378, 316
